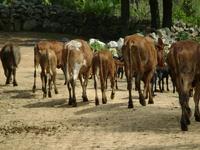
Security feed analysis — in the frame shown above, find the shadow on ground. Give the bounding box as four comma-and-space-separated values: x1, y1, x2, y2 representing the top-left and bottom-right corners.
3, 89, 35, 99
23, 98, 90, 108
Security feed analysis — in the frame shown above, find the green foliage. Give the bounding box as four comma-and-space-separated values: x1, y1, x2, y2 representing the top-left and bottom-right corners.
0, 0, 51, 5
90, 41, 106, 52
130, 0, 150, 21
182, 0, 195, 16
176, 31, 189, 40
173, 0, 200, 26
46, 0, 118, 16
77, 0, 117, 16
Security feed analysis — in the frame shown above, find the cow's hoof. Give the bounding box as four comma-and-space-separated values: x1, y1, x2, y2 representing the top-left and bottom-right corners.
128, 103, 133, 108
5, 81, 10, 85
148, 100, 154, 104
181, 123, 188, 131
195, 114, 200, 122
102, 98, 107, 104
68, 98, 72, 105
72, 102, 77, 107
110, 93, 115, 99
55, 89, 58, 94
13, 82, 18, 86
32, 86, 36, 93
95, 98, 99, 106
83, 96, 88, 102
186, 118, 191, 125
139, 95, 146, 106
187, 108, 192, 117
48, 92, 52, 98
43, 93, 47, 98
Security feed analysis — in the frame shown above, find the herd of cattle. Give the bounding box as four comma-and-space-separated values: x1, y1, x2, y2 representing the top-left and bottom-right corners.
0, 33, 200, 131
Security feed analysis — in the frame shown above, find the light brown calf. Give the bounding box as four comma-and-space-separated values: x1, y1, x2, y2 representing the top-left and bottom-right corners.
92, 50, 116, 105
32, 40, 65, 93
36, 48, 58, 98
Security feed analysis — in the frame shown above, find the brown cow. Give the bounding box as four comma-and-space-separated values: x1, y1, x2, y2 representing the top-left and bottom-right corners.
62, 39, 93, 107
122, 34, 157, 108
92, 50, 116, 105
167, 40, 200, 131
32, 40, 66, 93
35, 48, 58, 98
0, 43, 21, 86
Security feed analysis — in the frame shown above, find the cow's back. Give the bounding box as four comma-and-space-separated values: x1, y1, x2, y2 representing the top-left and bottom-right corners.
93, 50, 115, 75
77, 39, 93, 67
0, 43, 21, 68
123, 34, 157, 73
36, 41, 64, 67
168, 40, 200, 75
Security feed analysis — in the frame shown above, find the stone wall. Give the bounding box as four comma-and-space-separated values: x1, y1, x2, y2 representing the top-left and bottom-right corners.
0, 1, 125, 40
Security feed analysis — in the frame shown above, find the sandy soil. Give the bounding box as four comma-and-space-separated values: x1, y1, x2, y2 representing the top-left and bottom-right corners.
0, 32, 200, 150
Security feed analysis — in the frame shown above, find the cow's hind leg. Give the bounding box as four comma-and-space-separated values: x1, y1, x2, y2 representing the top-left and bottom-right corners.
144, 71, 154, 104
41, 70, 47, 98
52, 69, 58, 94
32, 58, 37, 93
12, 68, 18, 86
61, 66, 67, 85
158, 78, 163, 92
71, 79, 77, 107
166, 75, 169, 91
101, 79, 107, 104
47, 73, 52, 98
136, 74, 146, 106
161, 78, 165, 92
179, 94, 191, 131
80, 75, 89, 102
67, 82, 73, 105
94, 74, 99, 105
127, 78, 133, 108
6, 68, 12, 85
115, 77, 118, 90
110, 76, 115, 99
194, 84, 200, 121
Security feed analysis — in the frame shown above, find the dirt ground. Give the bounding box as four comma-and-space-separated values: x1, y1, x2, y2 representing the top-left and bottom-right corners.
0, 32, 200, 150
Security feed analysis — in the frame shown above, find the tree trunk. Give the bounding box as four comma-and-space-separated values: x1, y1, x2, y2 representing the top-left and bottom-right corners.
121, 0, 130, 35
149, 0, 160, 29
162, 0, 172, 28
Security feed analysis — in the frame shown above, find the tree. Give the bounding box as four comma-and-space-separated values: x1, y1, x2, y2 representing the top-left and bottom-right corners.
162, 0, 172, 28
149, 0, 160, 29
121, 0, 130, 34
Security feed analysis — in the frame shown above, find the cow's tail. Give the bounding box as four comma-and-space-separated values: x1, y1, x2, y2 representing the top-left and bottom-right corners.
98, 52, 104, 87
128, 43, 133, 79
9, 44, 17, 68
64, 44, 70, 84
173, 45, 181, 93
173, 46, 181, 76
46, 49, 51, 81
132, 43, 143, 73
